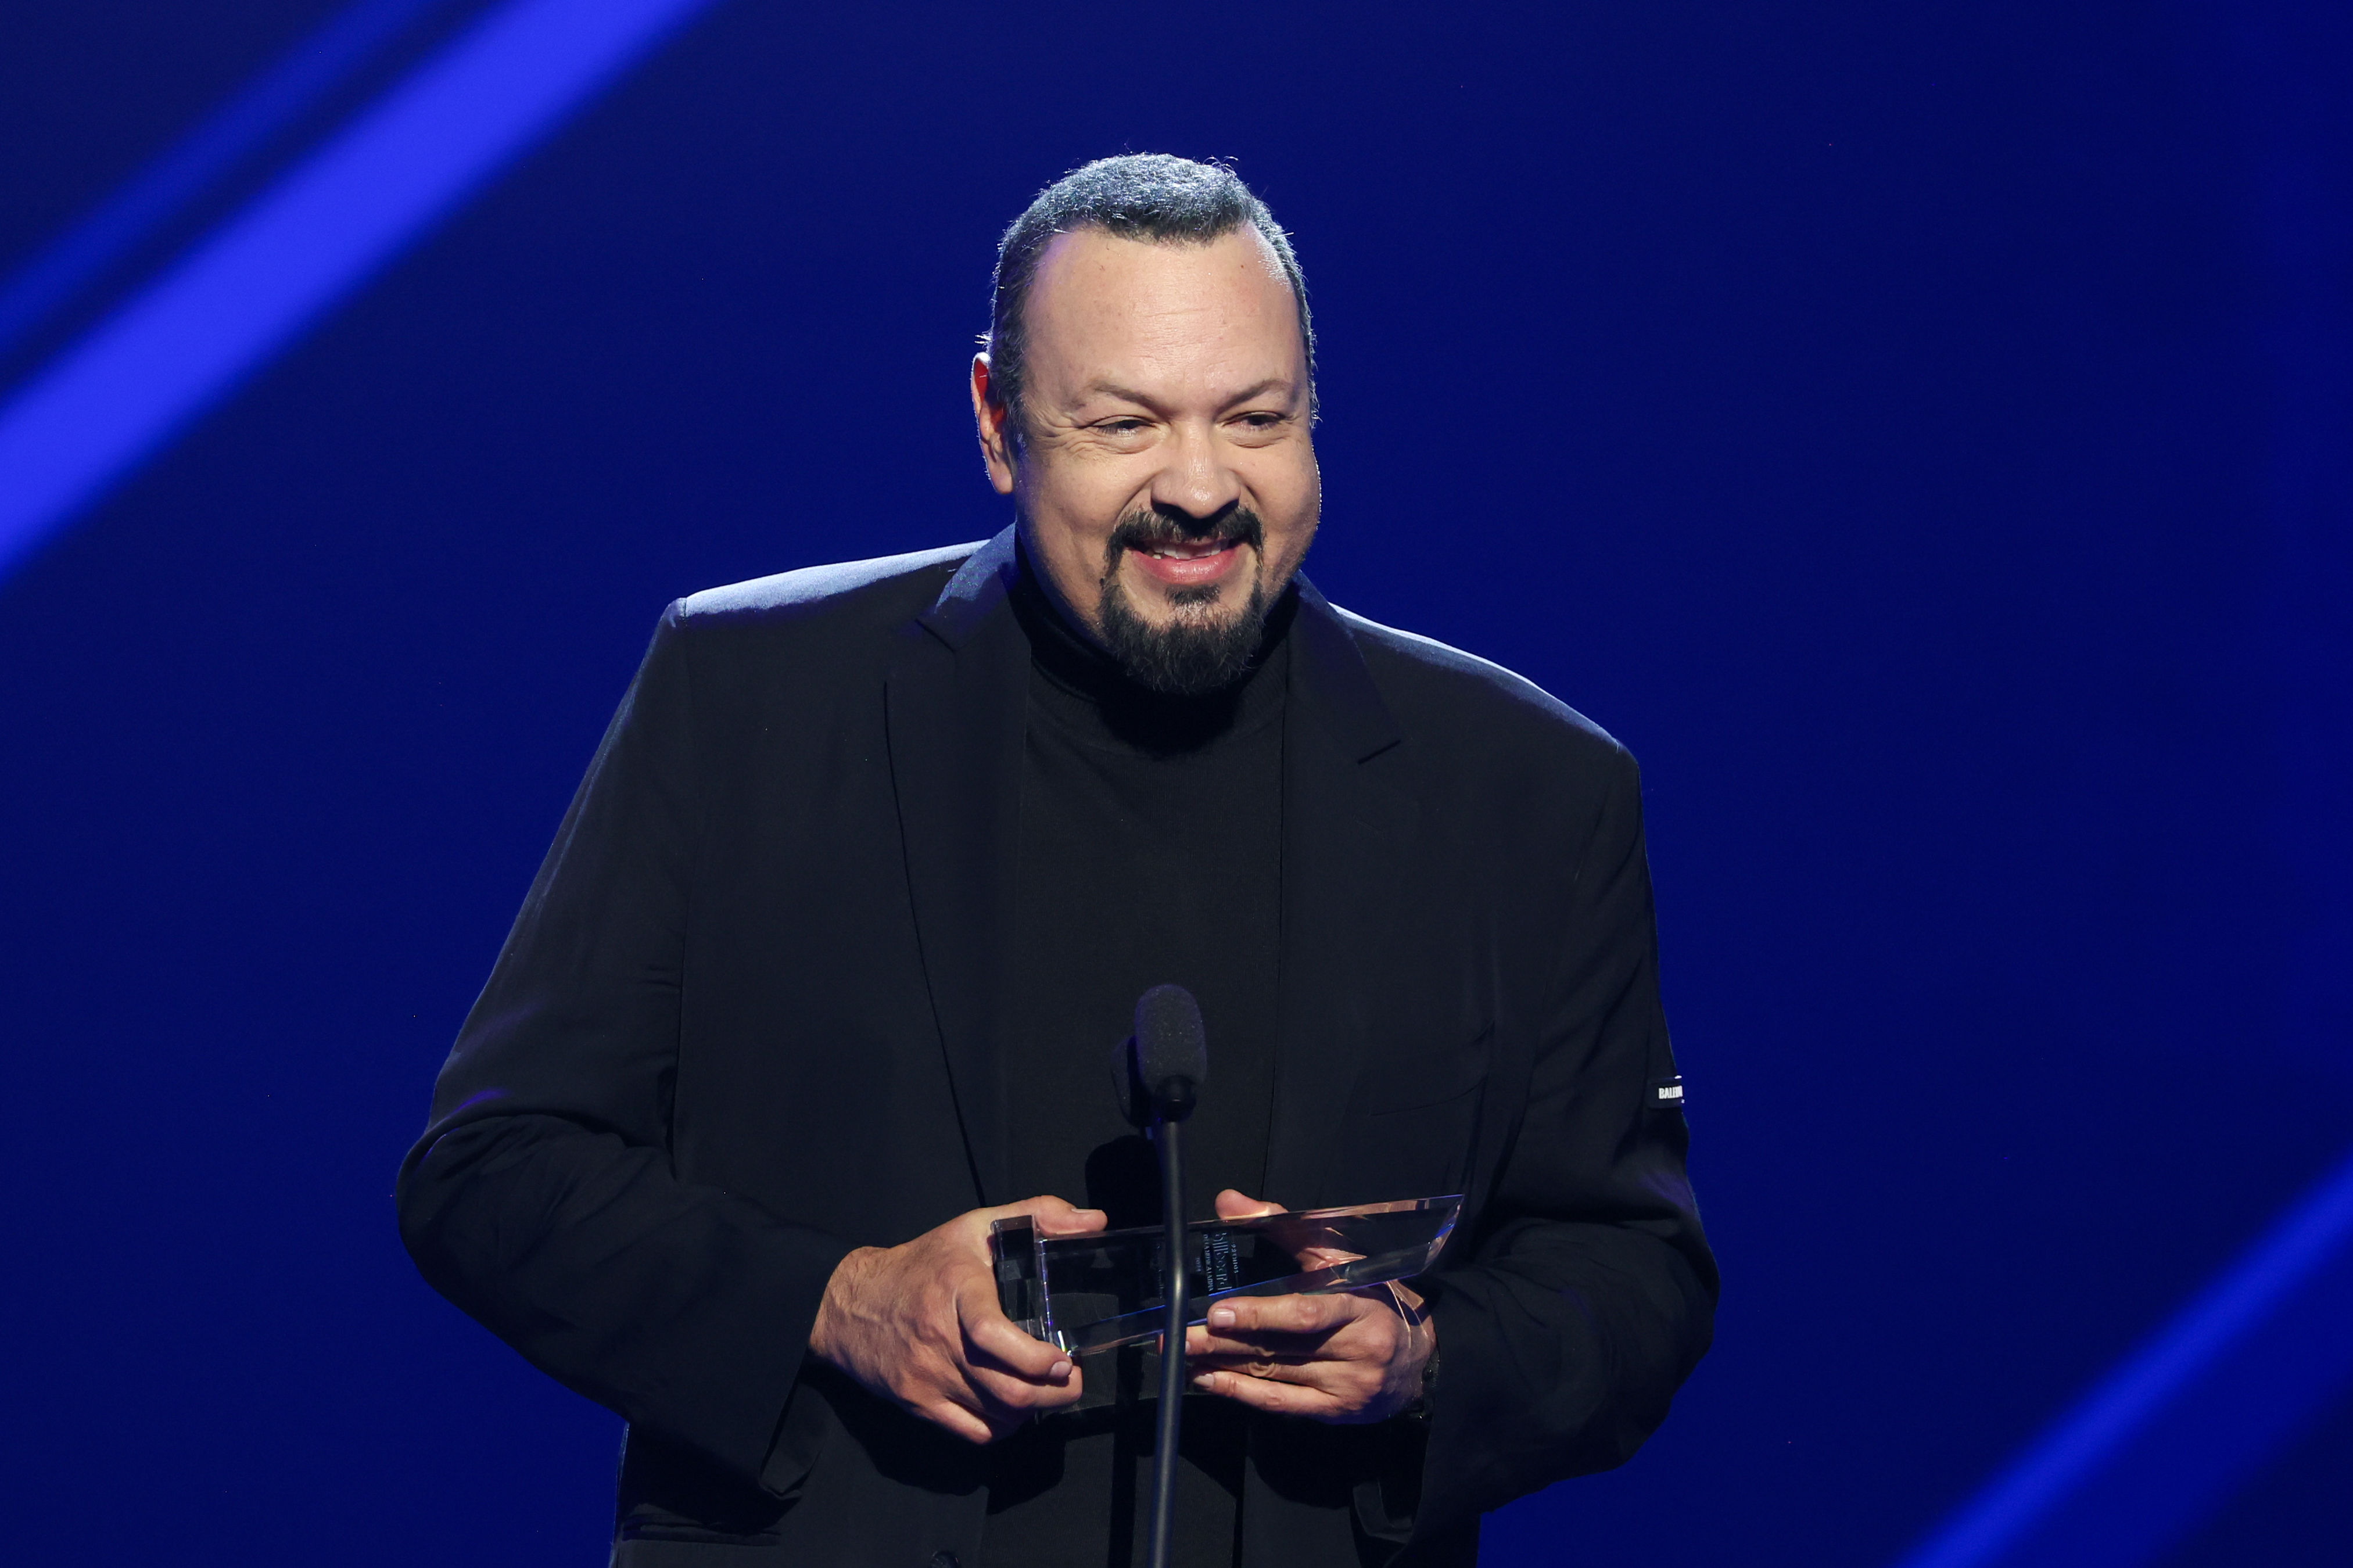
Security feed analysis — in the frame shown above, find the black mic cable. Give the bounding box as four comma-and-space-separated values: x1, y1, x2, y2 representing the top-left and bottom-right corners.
1118, 984, 1207, 1568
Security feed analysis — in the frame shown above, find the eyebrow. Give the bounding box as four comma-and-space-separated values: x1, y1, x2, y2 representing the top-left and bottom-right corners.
1074, 376, 1299, 412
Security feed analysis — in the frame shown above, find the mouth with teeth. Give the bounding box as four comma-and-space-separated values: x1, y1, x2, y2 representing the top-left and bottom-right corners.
1106, 508, 1264, 597
1131, 534, 1248, 589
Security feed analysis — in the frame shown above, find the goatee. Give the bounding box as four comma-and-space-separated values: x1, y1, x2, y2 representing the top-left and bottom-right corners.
1096, 507, 1274, 696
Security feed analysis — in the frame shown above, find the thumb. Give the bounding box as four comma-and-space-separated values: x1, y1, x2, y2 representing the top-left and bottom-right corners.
986, 1193, 1109, 1236
1214, 1189, 1286, 1221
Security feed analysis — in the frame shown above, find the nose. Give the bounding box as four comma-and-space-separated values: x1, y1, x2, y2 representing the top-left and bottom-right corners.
1146, 418, 1242, 527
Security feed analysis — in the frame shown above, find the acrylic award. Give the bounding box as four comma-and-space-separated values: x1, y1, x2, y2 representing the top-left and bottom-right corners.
989, 1196, 1462, 1355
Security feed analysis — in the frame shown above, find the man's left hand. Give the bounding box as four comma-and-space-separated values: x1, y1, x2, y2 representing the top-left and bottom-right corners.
1183, 1190, 1436, 1424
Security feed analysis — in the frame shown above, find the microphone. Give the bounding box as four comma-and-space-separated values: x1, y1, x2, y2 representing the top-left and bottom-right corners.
1114, 984, 1206, 1568
1115, 982, 1207, 1127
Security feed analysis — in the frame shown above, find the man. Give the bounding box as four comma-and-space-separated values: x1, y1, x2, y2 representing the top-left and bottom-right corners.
400, 155, 1715, 1567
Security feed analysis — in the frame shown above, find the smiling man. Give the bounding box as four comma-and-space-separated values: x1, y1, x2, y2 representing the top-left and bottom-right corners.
978, 206, 1319, 698
400, 155, 1716, 1567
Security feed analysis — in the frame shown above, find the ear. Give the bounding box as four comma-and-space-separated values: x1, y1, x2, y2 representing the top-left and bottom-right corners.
970, 353, 1017, 496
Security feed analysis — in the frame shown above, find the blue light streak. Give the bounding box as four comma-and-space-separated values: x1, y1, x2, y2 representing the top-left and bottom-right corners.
1893, 1142, 2353, 1568
0, 0, 720, 582
0, 0, 450, 362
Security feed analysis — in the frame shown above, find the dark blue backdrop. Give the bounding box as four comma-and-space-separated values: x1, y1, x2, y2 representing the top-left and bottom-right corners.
2, 3, 2346, 1564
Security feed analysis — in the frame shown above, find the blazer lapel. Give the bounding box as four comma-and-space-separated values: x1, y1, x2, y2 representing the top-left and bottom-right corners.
885, 528, 1026, 1207
1264, 579, 1424, 1208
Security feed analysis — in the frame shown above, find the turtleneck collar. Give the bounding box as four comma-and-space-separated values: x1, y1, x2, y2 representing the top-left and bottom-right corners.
1009, 533, 1294, 757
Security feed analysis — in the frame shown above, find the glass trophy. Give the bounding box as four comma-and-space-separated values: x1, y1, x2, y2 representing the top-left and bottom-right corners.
990, 1196, 1462, 1355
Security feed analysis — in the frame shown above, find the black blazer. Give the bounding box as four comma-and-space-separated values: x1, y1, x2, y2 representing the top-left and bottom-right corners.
398, 529, 1716, 1567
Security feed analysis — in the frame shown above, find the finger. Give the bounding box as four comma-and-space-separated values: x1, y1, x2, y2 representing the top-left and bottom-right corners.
1214, 1189, 1285, 1221
899, 1365, 1002, 1441
910, 1389, 996, 1445
969, 1326, 1077, 1384
960, 1283, 1075, 1379
960, 1284, 1079, 1383
1190, 1302, 1397, 1364
1201, 1357, 1365, 1396
1186, 1325, 1337, 1361
1188, 1355, 1330, 1386
1290, 1247, 1366, 1271
1034, 1203, 1109, 1237
968, 1358, 1086, 1414
1190, 1366, 1350, 1419
1205, 1293, 1358, 1337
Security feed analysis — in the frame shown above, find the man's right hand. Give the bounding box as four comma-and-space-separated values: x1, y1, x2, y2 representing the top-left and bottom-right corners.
807, 1195, 1105, 1444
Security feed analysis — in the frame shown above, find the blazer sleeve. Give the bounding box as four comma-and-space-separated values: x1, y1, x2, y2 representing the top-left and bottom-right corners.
1413, 746, 1719, 1534
395, 602, 853, 1488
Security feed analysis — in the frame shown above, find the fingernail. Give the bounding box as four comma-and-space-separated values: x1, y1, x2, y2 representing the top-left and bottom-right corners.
1052, 1359, 1072, 1379
1210, 1307, 1236, 1328
1191, 1372, 1215, 1388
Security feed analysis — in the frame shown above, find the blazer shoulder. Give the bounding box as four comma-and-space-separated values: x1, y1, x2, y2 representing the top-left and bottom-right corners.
671, 540, 983, 639
1335, 604, 1631, 772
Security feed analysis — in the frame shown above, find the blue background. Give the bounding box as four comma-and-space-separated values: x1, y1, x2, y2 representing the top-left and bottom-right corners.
1, 2, 2345, 1563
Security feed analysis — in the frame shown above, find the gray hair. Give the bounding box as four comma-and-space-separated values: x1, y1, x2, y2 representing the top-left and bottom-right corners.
983, 154, 1317, 436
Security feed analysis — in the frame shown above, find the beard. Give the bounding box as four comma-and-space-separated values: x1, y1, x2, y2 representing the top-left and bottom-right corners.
1096, 505, 1275, 696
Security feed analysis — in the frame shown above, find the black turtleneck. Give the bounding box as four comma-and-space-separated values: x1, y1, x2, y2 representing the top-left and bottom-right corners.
982, 559, 1289, 1568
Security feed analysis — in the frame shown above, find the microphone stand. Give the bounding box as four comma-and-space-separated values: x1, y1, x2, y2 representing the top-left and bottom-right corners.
1146, 1078, 1195, 1568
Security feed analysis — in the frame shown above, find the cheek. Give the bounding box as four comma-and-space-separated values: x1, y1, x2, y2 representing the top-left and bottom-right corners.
1260, 501, 1319, 577
1251, 457, 1319, 542
1027, 468, 1148, 551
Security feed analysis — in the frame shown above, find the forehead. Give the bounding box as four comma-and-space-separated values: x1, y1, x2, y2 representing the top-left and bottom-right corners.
1021, 227, 1302, 392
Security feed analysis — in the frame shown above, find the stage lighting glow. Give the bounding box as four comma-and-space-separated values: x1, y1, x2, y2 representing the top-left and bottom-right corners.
0, 0, 720, 583
0, 0, 449, 362
1893, 1142, 2353, 1568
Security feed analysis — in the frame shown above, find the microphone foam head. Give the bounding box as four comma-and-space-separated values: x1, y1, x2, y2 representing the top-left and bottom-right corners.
1132, 984, 1207, 1090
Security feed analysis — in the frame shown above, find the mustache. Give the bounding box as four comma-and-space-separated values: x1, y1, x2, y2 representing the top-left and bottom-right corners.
1104, 505, 1265, 565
